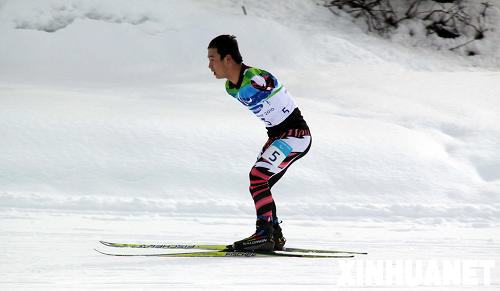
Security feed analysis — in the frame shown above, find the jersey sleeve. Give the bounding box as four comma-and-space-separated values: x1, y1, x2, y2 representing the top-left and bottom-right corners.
234, 68, 277, 105
247, 68, 276, 92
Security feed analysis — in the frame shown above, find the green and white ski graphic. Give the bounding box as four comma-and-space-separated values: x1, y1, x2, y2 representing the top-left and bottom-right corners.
94, 248, 355, 258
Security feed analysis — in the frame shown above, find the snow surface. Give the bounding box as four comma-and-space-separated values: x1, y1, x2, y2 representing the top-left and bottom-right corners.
0, 0, 499, 290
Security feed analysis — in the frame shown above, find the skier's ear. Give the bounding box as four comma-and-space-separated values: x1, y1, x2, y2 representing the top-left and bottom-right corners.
223, 54, 233, 64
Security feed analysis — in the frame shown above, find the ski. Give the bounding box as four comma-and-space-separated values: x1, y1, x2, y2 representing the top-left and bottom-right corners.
99, 240, 367, 255
100, 240, 226, 251
94, 248, 355, 258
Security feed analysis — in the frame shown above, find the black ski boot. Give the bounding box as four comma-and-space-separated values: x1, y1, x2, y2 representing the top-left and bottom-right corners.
230, 218, 275, 252
273, 220, 286, 250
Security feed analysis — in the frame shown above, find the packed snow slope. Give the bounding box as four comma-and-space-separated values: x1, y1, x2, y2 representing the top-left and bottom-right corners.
1, 0, 500, 225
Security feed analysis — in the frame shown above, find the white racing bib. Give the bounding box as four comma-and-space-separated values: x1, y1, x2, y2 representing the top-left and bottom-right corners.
252, 88, 296, 127
261, 140, 293, 167
226, 66, 297, 127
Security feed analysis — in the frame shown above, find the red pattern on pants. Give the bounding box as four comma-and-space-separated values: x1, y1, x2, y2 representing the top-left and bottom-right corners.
249, 129, 311, 220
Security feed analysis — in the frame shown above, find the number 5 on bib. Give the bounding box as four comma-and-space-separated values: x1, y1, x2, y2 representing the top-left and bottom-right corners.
262, 140, 293, 167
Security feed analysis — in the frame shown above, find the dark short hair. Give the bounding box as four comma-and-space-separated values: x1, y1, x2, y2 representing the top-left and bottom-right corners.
208, 35, 243, 64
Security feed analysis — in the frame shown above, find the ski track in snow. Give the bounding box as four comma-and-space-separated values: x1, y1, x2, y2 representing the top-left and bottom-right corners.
1, 211, 500, 290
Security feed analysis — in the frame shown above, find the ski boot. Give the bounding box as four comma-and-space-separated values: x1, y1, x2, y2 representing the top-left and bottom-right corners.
273, 220, 286, 251
229, 217, 275, 252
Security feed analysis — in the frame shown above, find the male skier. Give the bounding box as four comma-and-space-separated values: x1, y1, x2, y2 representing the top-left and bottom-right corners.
207, 35, 311, 252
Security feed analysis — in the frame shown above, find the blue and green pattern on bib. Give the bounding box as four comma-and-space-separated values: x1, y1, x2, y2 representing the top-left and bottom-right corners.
272, 140, 292, 156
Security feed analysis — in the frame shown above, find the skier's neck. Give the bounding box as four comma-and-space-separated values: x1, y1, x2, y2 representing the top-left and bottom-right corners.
227, 63, 243, 85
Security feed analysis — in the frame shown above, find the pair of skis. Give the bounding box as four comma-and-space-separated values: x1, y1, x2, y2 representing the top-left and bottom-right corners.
96, 240, 367, 258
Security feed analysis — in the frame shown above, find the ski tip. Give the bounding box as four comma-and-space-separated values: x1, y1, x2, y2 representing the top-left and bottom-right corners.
94, 248, 108, 255
94, 248, 128, 257
99, 240, 118, 247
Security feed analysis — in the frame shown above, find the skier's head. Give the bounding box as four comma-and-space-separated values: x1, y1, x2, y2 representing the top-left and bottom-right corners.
207, 34, 243, 79
208, 34, 243, 64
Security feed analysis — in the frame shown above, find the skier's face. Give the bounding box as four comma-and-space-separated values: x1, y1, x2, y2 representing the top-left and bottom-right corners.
208, 48, 228, 79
